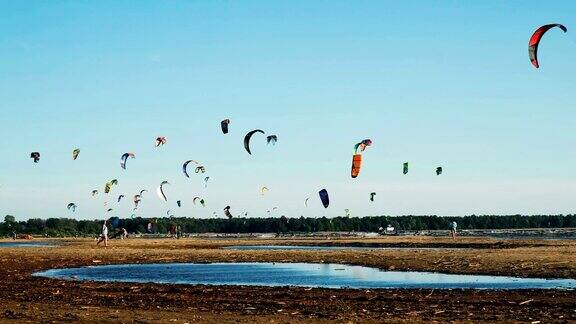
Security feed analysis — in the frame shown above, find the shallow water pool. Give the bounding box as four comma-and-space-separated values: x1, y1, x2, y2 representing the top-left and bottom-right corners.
0, 241, 53, 248
33, 262, 576, 289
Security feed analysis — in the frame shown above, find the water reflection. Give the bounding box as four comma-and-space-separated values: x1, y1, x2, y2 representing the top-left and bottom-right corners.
0, 242, 53, 248
34, 262, 576, 290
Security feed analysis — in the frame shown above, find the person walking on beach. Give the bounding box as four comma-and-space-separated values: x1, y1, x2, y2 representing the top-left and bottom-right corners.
97, 220, 109, 248
450, 221, 457, 240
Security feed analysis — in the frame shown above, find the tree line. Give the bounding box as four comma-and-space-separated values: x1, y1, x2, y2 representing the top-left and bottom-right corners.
2, 214, 576, 237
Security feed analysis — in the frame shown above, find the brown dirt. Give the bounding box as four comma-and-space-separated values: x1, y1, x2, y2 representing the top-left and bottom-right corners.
1, 236, 575, 323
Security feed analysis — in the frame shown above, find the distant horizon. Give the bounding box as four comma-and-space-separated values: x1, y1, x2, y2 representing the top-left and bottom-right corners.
1, 1, 576, 221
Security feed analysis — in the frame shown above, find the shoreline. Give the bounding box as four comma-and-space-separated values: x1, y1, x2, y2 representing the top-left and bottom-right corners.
1, 236, 575, 322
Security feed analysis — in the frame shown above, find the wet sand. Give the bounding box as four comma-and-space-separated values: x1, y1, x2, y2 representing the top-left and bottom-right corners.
1, 236, 575, 322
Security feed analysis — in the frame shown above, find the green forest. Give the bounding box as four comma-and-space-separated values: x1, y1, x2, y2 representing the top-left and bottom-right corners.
2, 214, 575, 237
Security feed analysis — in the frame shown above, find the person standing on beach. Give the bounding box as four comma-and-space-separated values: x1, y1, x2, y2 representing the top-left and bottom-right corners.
450, 221, 457, 240
96, 220, 109, 248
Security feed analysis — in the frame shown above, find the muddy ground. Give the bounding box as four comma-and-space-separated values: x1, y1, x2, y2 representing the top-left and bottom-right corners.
0, 236, 575, 323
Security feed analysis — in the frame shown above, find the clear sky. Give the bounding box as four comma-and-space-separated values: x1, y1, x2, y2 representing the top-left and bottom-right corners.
1, 1, 576, 221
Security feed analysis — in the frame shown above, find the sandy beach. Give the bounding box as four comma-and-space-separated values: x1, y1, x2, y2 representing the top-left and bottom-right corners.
0, 236, 574, 322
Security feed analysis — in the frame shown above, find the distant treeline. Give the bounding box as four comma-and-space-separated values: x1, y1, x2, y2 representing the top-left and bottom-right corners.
1, 214, 576, 237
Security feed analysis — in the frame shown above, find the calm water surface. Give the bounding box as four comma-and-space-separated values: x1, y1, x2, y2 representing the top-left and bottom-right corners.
33, 262, 576, 290
0, 241, 53, 248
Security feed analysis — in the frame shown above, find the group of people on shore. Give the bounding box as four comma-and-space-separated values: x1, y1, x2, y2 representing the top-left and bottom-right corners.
94, 220, 459, 247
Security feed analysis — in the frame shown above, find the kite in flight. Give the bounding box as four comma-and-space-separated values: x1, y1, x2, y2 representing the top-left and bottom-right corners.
67, 203, 77, 212
244, 129, 265, 154
72, 149, 80, 160
370, 192, 376, 202
528, 24, 567, 68
260, 186, 269, 196
104, 179, 118, 194
193, 197, 206, 207
266, 135, 277, 145
403, 162, 409, 175
157, 181, 169, 202
133, 195, 142, 208
221, 119, 230, 134
436, 167, 443, 175
351, 139, 372, 178
120, 153, 135, 170
182, 160, 203, 178
155, 137, 167, 147
319, 189, 329, 208
224, 206, 232, 219
30, 152, 40, 163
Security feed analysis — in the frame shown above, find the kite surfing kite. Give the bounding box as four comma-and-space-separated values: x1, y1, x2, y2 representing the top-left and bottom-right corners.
260, 186, 269, 196
351, 139, 372, 178
104, 183, 112, 194
72, 149, 80, 160
120, 153, 135, 170
528, 24, 567, 68
104, 179, 118, 194
117, 195, 124, 203
30, 152, 40, 163
140, 189, 147, 197
244, 129, 265, 154
177, 200, 181, 207
436, 167, 443, 175
304, 198, 310, 207
370, 192, 376, 202
193, 197, 206, 207
155, 137, 167, 147
182, 160, 202, 178
195, 166, 206, 173
67, 203, 77, 212
266, 135, 277, 145
204, 177, 210, 188
133, 195, 141, 208
91, 190, 98, 197
157, 181, 169, 202
344, 209, 351, 217
319, 189, 329, 208
403, 162, 409, 175
224, 205, 232, 219
221, 119, 230, 134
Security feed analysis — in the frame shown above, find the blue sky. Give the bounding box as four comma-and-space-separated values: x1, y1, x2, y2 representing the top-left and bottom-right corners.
1, 1, 576, 221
